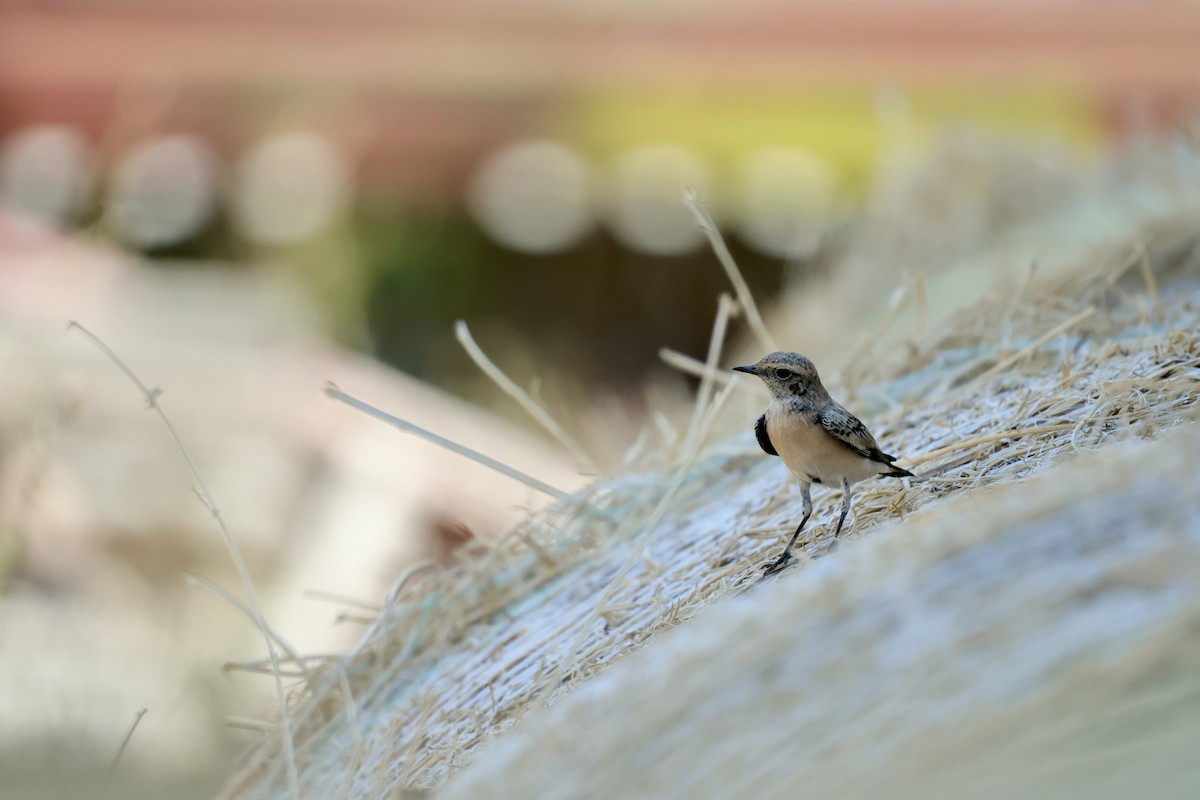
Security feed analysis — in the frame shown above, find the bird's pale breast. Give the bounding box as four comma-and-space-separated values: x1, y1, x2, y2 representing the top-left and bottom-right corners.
766, 404, 884, 485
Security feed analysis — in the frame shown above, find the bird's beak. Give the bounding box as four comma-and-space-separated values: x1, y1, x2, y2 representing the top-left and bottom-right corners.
732, 365, 758, 375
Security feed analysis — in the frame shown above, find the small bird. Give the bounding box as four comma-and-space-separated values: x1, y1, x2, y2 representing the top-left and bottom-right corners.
733, 351, 914, 574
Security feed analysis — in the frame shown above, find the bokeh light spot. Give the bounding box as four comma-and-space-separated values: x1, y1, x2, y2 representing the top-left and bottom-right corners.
0, 125, 93, 225
605, 144, 710, 256
466, 139, 595, 254
736, 147, 838, 259
107, 134, 218, 249
234, 132, 351, 246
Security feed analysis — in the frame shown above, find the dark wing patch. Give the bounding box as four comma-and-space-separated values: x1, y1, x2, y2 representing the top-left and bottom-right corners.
754, 414, 778, 457
818, 405, 893, 465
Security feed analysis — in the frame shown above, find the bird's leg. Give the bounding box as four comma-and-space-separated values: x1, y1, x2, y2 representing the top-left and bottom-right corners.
763, 483, 813, 575
835, 479, 854, 534
825, 474, 854, 551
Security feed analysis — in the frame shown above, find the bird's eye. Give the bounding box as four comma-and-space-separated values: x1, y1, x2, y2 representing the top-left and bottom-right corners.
774, 368, 794, 380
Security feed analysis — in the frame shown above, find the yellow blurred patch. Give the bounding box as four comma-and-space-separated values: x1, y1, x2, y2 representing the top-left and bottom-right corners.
558, 83, 1102, 199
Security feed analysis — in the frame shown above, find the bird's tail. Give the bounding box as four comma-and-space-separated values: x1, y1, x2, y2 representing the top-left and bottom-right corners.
885, 465, 917, 479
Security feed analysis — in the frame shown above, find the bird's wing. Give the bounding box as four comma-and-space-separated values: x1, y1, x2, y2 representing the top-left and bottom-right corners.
754, 413, 779, 457
818, 404, 896, 464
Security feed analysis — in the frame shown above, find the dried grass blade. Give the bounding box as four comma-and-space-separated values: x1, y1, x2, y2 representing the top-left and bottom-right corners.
324, 382, 567, 499
185, 574, 310, 673
68, 321, 301, 800
455, 320, 598, 473
100, 707, 147, 800
685, 294, 737, 446
972, 308, 1096, 386
659, 348, 736, 387
685, 192, 777, 352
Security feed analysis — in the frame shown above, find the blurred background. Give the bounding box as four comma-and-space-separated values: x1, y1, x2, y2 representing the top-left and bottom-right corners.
1, 0, 1198, 797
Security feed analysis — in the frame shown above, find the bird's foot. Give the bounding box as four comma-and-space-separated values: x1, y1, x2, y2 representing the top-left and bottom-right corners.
761, 550, 793, 577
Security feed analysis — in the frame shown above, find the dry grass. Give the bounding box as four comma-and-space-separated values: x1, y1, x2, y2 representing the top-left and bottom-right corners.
68, 321, 302, 799
444, 408, 1200, 800
224, 184, 1200, 798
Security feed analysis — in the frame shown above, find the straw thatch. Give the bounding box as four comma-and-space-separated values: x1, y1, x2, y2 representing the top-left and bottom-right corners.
443, 416, 1200, 800
225, 172, 1200, 799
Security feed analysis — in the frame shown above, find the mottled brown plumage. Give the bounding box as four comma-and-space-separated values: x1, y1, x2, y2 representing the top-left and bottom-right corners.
734, 351, 914, 574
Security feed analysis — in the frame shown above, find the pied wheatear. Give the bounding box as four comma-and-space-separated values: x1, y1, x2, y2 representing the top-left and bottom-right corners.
734, 351, 914, 574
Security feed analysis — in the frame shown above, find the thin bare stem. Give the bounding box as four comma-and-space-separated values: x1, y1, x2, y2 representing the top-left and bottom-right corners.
185, 574, 310, 674
685, 294, 738, 447
100, 707, 147, 800
225, 663, 308, 678
324, 382, 567, 499
455, 321, 598, 473
337, 665, 364, 746
1136, 240, 1163, 319
227, 716, 275, 733
914, 272, 927, 345
685, 192, 777, 352
303, 589, 384, 612
972, 308, 1096, 385
899, 423, 1076, 468
68, 321, 301, 800
659, 348, 737, 387
385, 559, 440, 605
227, 652, 342, 672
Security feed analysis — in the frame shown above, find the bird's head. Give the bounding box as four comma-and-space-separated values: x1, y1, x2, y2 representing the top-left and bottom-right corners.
732, 351, 824, 401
